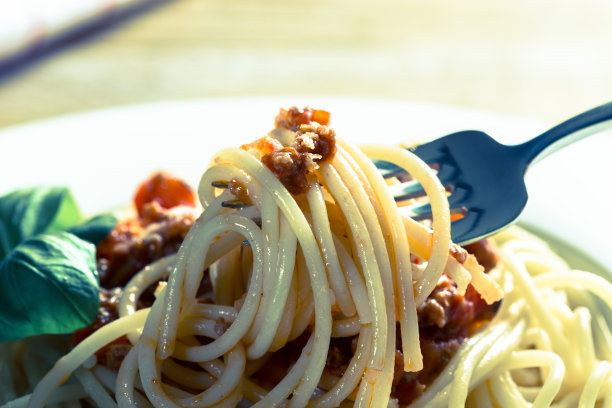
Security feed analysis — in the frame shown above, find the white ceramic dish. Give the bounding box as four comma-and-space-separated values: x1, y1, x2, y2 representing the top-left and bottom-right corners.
0, 97, 610, 274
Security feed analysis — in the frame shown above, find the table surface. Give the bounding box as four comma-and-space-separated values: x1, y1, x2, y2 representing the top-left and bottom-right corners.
1, 0, 612, 129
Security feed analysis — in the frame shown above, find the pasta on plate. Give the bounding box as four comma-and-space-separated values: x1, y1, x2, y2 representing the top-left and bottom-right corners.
2, 107, 612, 407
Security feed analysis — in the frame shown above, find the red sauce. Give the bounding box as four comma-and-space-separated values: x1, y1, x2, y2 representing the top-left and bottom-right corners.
133, 171, 197, 218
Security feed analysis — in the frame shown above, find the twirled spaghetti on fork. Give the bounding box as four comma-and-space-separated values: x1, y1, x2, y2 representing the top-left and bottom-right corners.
6, 107, 612, 408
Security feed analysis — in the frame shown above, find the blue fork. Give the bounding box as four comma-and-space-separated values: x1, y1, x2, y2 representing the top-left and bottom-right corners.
374, 101, 612, 245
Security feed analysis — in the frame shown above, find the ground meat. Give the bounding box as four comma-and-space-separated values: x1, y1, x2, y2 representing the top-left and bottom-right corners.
214, 318, 230, 337
261, 147, 312, 195
74, 203, 204, 369
73, 287, 122, 340
294, 123, 336, 163
105, 343, 133, 370
72, 173, 203, 370
391, 275, 499, 405
97, 202, 198, 288
228, 178, 252, 204
325, 336, 356, 377
72, 287, 136, 369
274, 106, 331, 131
249, 237, 501, 402
252, 331, 311, 390
450, 244, 468, 264
418, 294, 447, 328
262, 108, 337, 195
418, 275, 478, 330
393, 335, 463, 404
252, 270, 499, 405
237, 233, 501, 404
465, 238, 500, 273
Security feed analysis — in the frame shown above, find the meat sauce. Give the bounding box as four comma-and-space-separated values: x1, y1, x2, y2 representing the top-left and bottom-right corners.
73, 172, 200, 366
274, 106, 331, 131
72, 287, 130, 369
355, 239, 499, 404
73, 110, 501, 405
392, 262, 499, 405
256, 240, 500, 404
97, 172, 198, 288
261, 107, 337, 195
96, 201, 197, 289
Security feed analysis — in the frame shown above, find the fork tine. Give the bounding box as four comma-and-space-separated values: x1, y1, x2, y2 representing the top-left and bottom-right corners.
211, 180, 229, 188
221, 199, 251, 209
371, 159, 405, 179
435, 163, 459, 185
401, 203, 467, 222
373, 147, 447, 179
388, 181, 457, 203
387, 180, 426, 201
399, 204, 477, 244
447, 186, 470, 209
213, 179, 253, 209
402, 202, 432, 221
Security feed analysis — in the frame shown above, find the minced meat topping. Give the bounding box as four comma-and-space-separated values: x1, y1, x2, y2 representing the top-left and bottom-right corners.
72, 287, 133, 370
73, 172, 201, 369
323, 241, 501, 405
97, 202, 198, 288
261, 107, 337, 195
394, 274, 499, 405
274, 106, 331, 131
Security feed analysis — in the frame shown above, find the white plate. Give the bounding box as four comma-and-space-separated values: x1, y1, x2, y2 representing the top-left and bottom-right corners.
0, 96, 610, 274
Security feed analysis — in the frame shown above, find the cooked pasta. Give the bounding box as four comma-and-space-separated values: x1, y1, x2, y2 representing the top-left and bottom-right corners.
2, 107, 611, 408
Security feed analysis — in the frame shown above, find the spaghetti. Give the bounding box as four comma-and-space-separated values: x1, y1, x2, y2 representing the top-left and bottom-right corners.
2, 106, 612, 407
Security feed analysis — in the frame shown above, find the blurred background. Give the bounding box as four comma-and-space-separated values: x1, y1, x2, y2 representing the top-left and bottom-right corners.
1, 0, 612, 128
1, 0, 611, 271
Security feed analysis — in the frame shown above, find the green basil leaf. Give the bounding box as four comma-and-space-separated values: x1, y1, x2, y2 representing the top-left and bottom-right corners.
0, 187, 82, 259
0, 232, 100, 342
69, 214, 118, 245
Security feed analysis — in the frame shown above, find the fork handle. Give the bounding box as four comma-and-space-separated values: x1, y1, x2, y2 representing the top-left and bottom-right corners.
516, 100, 612, 168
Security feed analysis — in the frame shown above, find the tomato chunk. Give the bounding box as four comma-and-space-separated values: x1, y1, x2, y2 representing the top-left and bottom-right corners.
133, 171, 196, 217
